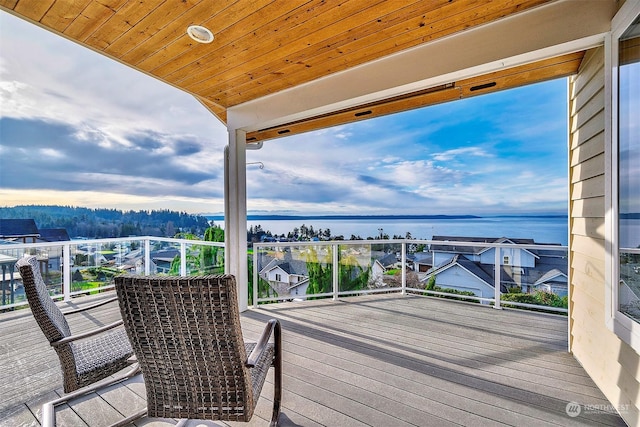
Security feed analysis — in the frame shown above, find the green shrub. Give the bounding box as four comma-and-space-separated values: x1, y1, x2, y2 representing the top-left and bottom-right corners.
501, 291, 568, 309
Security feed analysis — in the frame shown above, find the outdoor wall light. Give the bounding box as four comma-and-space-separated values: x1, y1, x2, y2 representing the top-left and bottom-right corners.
187, 25, 214, 43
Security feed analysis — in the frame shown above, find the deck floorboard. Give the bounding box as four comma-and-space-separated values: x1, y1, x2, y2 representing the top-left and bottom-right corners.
0, 292, 626, 426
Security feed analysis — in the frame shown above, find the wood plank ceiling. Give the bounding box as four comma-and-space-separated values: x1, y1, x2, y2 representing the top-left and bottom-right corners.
1, 0, 582, 142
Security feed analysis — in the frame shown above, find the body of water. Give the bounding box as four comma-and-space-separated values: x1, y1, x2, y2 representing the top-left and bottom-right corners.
210, 216, 569, 245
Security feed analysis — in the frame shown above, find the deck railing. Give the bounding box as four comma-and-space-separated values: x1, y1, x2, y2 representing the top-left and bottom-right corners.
0, 237, 225, 310
1, 236, 568, 315
252, 239, 569, 314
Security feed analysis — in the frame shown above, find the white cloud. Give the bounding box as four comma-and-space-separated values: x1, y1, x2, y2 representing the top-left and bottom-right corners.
0, 12, 569, 216
40, 148, 64, 159
432, 147, 492, 162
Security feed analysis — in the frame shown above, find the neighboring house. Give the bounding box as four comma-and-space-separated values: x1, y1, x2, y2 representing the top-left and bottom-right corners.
424, 236, 567, 298
430, 236, 539, 268
533, 269, 569, 297
0, 219, 40, 243
424, 254, 509, 301
0, 253, 19, 306
37, 228, 71, 243
37, 228, 72, 271
259, 257, 309, 298
118, 248, 145, 274
376, 252, 399, 269
150, 249, 180, 274
412, 251, 432, 273
369, 259, 386, 289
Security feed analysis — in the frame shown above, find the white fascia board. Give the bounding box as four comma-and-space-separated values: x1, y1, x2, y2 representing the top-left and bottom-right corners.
227, 0, 615, 132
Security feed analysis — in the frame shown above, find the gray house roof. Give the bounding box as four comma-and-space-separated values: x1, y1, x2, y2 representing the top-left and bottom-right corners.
375, 253, 398, 268
427, 254, 509, 292
38, 228, 71, 242
0, 219, 40, 239
534, 268, 568, 286
276, 260, 309, 276
430, 235, 537, 254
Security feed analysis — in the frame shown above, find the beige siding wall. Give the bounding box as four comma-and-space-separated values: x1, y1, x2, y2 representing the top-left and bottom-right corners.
569, 46, 640, 426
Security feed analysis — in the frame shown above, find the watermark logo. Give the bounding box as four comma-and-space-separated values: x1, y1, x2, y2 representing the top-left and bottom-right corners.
566, 401, 630, 418
566, 401, 582, 417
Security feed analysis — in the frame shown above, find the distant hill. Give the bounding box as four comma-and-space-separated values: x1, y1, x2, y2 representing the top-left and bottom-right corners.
0, 205, 211, 239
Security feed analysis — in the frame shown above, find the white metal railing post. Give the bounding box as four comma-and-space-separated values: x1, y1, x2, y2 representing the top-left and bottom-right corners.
180, 242, 187, 276
144, 239, 151, 275
63, 242, 71, 302
401, 242, 407, 295
332, 243, 339, 300
494, 245, 502, 309
253, 247, 258, 308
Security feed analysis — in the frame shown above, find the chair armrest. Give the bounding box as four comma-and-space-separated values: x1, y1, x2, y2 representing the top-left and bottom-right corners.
61, 296, 119, 315
246, 319, 281, 367
51, 320, 123, 347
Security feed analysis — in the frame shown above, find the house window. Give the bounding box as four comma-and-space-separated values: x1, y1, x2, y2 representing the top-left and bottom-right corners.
617, 13, 640, 324
607, 1, 640, 350
275, 273, 282, 282
503, 256, 510, 265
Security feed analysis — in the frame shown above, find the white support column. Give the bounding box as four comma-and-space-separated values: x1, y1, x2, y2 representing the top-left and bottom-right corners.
225, 129, 249, 311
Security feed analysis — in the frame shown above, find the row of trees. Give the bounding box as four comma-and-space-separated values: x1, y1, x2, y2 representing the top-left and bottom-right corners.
248, 223, 419, 243
1, 205, 211, 238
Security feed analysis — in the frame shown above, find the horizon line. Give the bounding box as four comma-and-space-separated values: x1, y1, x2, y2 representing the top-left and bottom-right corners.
205, 213, 568, 220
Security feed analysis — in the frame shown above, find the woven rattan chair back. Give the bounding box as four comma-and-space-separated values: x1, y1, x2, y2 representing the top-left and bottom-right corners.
17, 255, 134, 394
17, 256, 71, 342
115, 275, 277, 422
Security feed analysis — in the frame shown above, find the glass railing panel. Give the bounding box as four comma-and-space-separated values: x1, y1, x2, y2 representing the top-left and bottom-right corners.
338, 241, 405, 293
148, 239, 181, 275
146, 238, 225, 276
498, 246, 568, 313
299, 244, 334, 299
407, 241, 568, 313
254, 243, 334, 303
69, 238, 146, 296
183, 241, 225, 275
1, 245, 30, 306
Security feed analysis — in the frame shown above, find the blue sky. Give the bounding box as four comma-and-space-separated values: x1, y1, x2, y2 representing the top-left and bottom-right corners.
0, 11, 568, 216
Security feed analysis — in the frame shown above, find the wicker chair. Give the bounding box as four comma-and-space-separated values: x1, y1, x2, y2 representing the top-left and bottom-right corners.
114, 274, 282, 426
17, 255, 143, 427
16, 256, 135, 393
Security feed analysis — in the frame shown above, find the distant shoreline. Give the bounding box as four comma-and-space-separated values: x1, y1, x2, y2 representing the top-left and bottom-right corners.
205, 214, 567, 221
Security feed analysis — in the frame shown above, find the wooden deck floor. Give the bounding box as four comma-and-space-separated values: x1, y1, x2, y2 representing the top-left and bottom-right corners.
0, 292, 626, 426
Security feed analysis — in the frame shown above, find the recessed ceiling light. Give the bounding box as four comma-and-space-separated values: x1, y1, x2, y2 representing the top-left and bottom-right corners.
187, 25, 214, 44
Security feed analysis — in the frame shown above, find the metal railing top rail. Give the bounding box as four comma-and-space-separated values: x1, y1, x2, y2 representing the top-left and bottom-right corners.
253, 239, 567, 251
622, 247, 640, 254
0, 236, 225, 251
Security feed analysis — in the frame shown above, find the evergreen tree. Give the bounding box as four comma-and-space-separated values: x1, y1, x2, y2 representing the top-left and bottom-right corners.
305, 247, 333, 297
202, 225, 225, 273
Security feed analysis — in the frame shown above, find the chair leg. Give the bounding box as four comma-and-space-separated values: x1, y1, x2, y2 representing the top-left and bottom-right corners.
270, 321, 282, 427
41, 364, 142, 427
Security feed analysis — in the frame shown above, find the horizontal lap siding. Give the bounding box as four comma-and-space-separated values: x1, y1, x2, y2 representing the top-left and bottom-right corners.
569, 46, 640, 426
